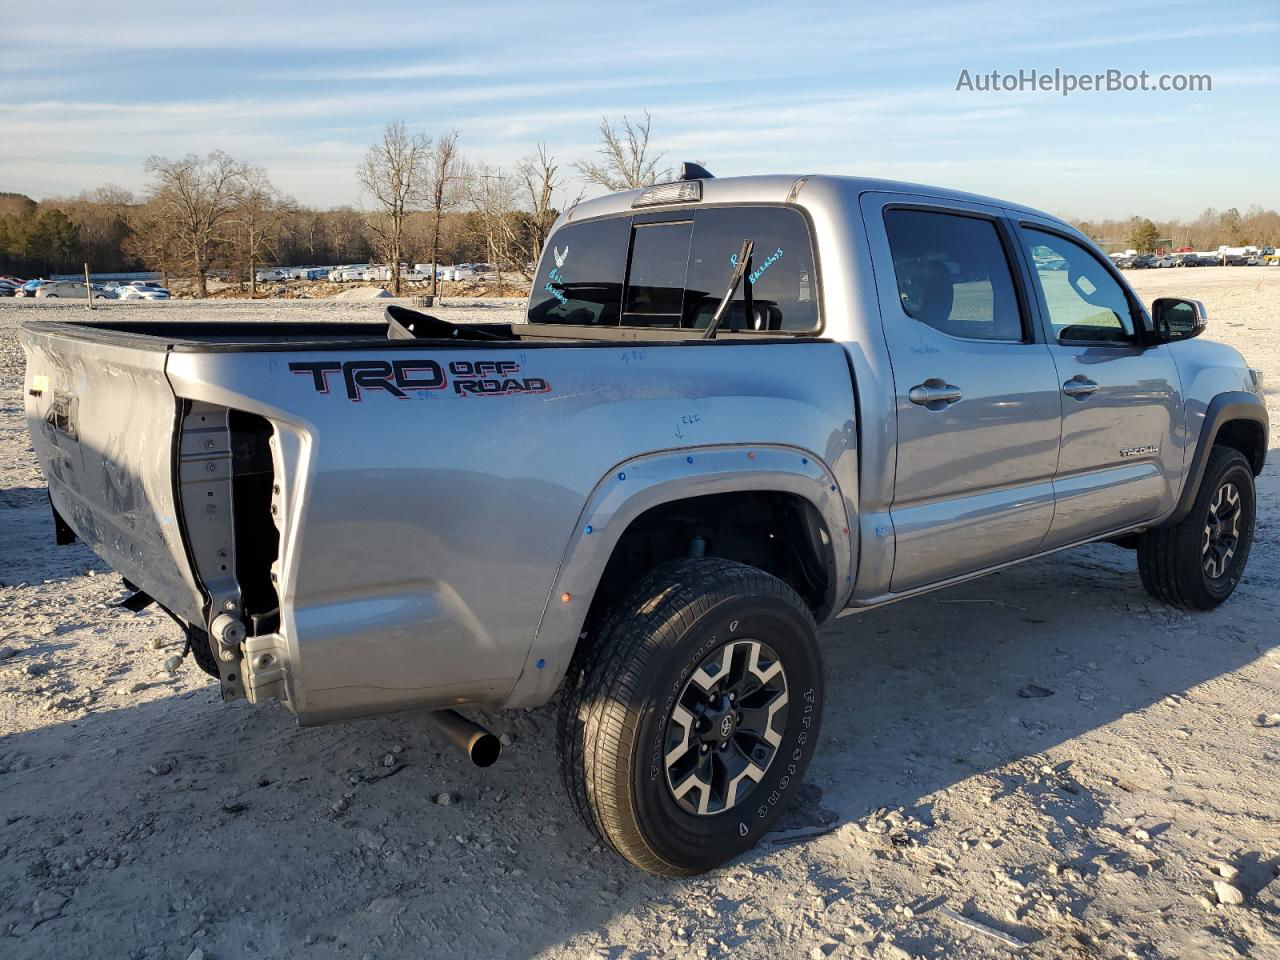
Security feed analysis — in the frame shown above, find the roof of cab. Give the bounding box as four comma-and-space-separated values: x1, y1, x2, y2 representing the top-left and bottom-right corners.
564, 173, 1061, 227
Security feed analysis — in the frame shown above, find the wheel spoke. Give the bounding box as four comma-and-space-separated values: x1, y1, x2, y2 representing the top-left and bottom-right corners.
665, 705, 695, 767
690, 644, 734, 693
724, 760, 767, 809
763, 689, 789, 747
670, 770, 712, 815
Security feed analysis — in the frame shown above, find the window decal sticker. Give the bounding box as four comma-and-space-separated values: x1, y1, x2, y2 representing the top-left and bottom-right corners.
748, 247, 784, 284
544, 266, 569, 305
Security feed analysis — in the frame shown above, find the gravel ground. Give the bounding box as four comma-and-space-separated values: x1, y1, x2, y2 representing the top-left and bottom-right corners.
1, 271, 1277, 960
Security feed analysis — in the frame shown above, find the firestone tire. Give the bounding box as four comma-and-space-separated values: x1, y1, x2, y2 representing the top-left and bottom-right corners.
1138, 446, 1255, 610
557, 558, 824, 876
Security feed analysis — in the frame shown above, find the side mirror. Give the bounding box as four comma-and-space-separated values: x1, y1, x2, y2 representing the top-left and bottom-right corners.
1151, 297, 1207, 344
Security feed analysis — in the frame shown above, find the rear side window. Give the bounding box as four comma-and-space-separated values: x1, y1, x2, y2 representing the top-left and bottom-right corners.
528, 216, 628, 324
528, 206, 819, 332
883, 208, 1023, 341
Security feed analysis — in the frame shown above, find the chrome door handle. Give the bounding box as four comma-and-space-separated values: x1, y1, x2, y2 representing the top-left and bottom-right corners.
908, 379, 963, 408
1062, 376, 1100, 399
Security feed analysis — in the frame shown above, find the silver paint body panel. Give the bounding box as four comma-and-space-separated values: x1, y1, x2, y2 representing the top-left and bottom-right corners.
19, 173, 1264, 724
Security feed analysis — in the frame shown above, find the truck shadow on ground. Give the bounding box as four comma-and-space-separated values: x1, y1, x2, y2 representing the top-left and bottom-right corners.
0, 487, 111, 587
3, 528, 1277, 958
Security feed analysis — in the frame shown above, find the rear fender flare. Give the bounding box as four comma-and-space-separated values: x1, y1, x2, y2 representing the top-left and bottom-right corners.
502, 443, 855, 708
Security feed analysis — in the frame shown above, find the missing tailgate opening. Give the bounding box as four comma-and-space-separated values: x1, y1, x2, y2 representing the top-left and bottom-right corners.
229, 411, 280, 635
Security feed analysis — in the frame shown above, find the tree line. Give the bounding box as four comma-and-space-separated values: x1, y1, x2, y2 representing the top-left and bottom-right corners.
1074, 206, 1280, 254
0, 113, 660, 295
5, 112, 1274, 291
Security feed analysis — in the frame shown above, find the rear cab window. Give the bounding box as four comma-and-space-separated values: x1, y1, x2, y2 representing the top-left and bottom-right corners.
529, 206, 819, 333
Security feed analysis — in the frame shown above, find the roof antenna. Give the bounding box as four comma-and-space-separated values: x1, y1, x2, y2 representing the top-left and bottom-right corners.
679, 162, 714, 181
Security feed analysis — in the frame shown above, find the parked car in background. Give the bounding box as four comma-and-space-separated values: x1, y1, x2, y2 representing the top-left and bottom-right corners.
1175, 253, 1200, 267
14, 279, 49, 297
0, 276, 22, 296
443, 264, 483, 281
116, 281, 170, 301
34, 280, 111, 299
255, 269, 288, 283
327, 265, 369, 282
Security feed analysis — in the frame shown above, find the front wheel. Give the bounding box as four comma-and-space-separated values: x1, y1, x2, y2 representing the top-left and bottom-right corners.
557, 558, 824, 876
1138, 446, 1256, 609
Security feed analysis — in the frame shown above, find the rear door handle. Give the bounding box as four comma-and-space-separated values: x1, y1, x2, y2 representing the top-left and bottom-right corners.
908, 379, 963, 409
1062, 376, 1100, 399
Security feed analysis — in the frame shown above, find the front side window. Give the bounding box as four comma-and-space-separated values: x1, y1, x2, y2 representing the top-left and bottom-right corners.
883, 208, 1023, 341
1022, 228, 1137, 343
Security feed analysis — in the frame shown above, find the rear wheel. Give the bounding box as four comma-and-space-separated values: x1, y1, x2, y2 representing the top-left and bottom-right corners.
557, 558, 824, 876
1138, 446, 1255, 609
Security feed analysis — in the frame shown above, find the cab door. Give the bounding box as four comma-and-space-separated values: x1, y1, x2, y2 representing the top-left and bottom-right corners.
860, 193, 1063, 593
1012, 219, 1182, 547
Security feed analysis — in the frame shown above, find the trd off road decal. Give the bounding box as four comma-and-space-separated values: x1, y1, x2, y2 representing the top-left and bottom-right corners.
288, 358, 550, 401
447, 360, 550, 397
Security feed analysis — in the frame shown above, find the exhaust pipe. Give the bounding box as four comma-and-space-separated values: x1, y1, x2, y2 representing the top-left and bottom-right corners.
425, 709, 502, 767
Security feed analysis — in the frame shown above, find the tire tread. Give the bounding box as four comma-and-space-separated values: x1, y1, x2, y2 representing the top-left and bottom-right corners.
1137, 446, 1254, 610
556, 558, 816, 875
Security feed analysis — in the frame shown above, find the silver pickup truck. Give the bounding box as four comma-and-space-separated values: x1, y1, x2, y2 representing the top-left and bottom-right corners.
21, 172, 1267, 876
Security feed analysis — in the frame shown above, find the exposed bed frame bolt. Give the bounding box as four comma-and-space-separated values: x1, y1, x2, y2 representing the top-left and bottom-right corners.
211, 613, 246, 654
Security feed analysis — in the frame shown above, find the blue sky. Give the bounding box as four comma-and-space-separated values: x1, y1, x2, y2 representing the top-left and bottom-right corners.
2, 0, 1277, 220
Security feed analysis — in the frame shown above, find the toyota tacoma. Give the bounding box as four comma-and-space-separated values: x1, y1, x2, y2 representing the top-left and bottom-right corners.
21, 170, 1267, 875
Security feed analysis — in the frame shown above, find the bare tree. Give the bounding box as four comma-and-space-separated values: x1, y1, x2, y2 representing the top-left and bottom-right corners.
143, 151, 246, 297
228, 167, 294, 296
467, 148, 578, 284
327, 206, 368, 263
425, 130, 469, 298
576, 111, 668, 191
123, 200, 179, 290
467, 164, 519, 283
358, 122, 432, 296
519, 144, 579, 268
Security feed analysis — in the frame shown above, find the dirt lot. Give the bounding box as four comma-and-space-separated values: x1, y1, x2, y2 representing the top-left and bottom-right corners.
1, 270, 1277, 960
